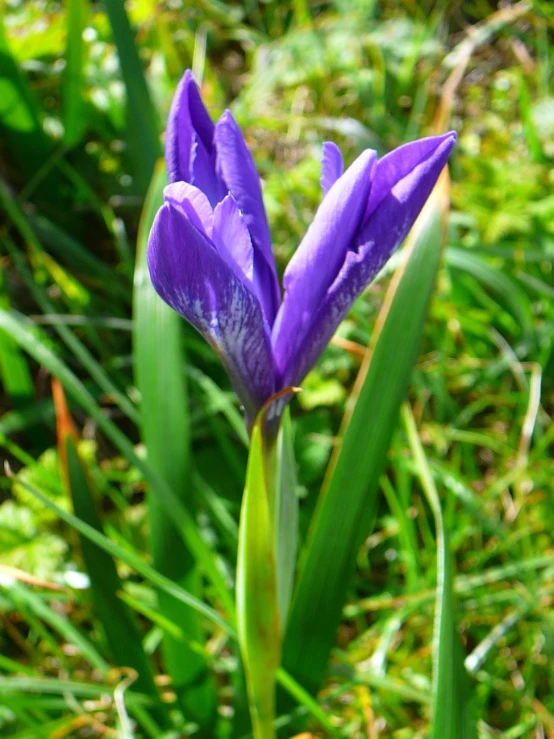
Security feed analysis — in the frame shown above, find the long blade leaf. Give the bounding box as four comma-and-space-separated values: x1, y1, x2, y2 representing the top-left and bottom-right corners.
102, 0, 160, 193
52, 381, 166, 720
0, 308, 235, 617
402, 403, 477, 738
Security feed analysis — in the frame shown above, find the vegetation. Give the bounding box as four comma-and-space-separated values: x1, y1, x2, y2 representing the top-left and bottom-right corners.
0, 0, 553, 736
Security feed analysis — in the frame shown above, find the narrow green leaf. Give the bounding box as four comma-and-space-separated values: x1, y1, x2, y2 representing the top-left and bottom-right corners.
446, 247, 534, 340
62, 434, 166, 720
0, 266, 33, 407
5, 237, 139, 425
63, 0, 89, 147
282, 177, 450, 692
134, 162, 216, 722
237, 421, 281, 739
102, 0, 160, 193
0, 308, 235, 617
28, 213, 125, 294
16, 472, 336, 736
3, 581, 109, 676
15, 473, 233, 636
402, 404, 477, 739
0, 20, 53, 178
0, 676, 152, 701
275, 408, 298, 631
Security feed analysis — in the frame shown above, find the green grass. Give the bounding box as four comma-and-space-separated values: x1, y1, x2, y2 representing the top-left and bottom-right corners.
1, 0, 553, 736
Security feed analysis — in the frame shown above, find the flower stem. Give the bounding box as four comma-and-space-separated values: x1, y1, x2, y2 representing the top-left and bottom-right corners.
249, 684, 277, 739
237, 420, 282, 739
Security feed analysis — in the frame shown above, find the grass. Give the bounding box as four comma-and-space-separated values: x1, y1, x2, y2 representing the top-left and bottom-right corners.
0, 0, 553, 736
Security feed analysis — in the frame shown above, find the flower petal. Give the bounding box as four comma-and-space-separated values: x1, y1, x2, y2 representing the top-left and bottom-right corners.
212, 194, 254, 285
277, 132, 457, 388
190, 133, 226, 207
164, 182, 213, 236
320, 141, 344, 195
147, 201, 275, 418
272, 149, 376, 384
165, 70, 216, 184
363, 132, 456, 220
214, 110, 280, 323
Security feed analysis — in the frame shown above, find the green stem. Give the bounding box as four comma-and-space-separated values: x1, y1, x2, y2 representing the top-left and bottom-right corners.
237, 420, 281, 739
250, 688, 277, 739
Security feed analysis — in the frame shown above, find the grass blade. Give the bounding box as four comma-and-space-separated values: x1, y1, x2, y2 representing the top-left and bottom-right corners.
103, 0, 160, 193
5, 237, 139, 425
0, 19, 53, 182
63, 0, 89, 148
446, 247, 534, 340
0, 308, 235, 617
13, 470, 338, 735
13, 472, 233, 635
3, 580, 109, 676
282, 171, 452, 693
51, 380, 167, 722
0, 265, 33, 408
134, 162, 216, 722
402, 403, 477, 739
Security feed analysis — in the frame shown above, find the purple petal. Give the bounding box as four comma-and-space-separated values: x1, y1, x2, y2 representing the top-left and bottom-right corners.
147, 201, 275, 418
165, 70, 216, 184
272, 149, 376, 384
277, 132, 457, 388
190, 133, 226, 207
320, 142, 344, 195
164, 182, 213, 236
212, 194, 254, 285
214, 110, 280, 323
363, 133, 455, 221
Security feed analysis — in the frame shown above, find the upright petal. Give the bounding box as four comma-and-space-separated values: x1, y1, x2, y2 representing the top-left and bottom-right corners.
277, 132, 457, 388
214, 110, 280, 323
164, 182, 213, 236
165, 70, 216, 184
190, 133, 226, 207
363, 132, 456, 220
272, 149, 376, 384
212, 194, 254, 285
147, 202, 275, 419
320, 142, 344, 195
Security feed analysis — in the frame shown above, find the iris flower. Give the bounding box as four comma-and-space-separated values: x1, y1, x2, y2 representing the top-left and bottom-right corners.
148, 71, 456, 423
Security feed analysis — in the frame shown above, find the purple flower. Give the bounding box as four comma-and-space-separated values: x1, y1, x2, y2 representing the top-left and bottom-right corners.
148, 71, 456, 422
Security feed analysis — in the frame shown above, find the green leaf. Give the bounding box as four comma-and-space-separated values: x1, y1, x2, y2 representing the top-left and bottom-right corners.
0, 265, 33, 407
15, 473, 233, 636
237, 420, 281, 739
3, 580, 109, 676
446, 247, 534, 340
0, 19, 52, 176
282, 178, 450, 692
0, 308, 235, 618
62, 434, 167, 722
63, 0, 89, 147
134, 161, 216, 723
402, 404, 477, 739
275, 408, 298, 630
16, 456, 338, 736
4, 237, 139, 425
102, 0, 160, 193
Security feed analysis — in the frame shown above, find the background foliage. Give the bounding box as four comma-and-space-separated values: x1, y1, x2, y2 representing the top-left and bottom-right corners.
0, 0, 553, 736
